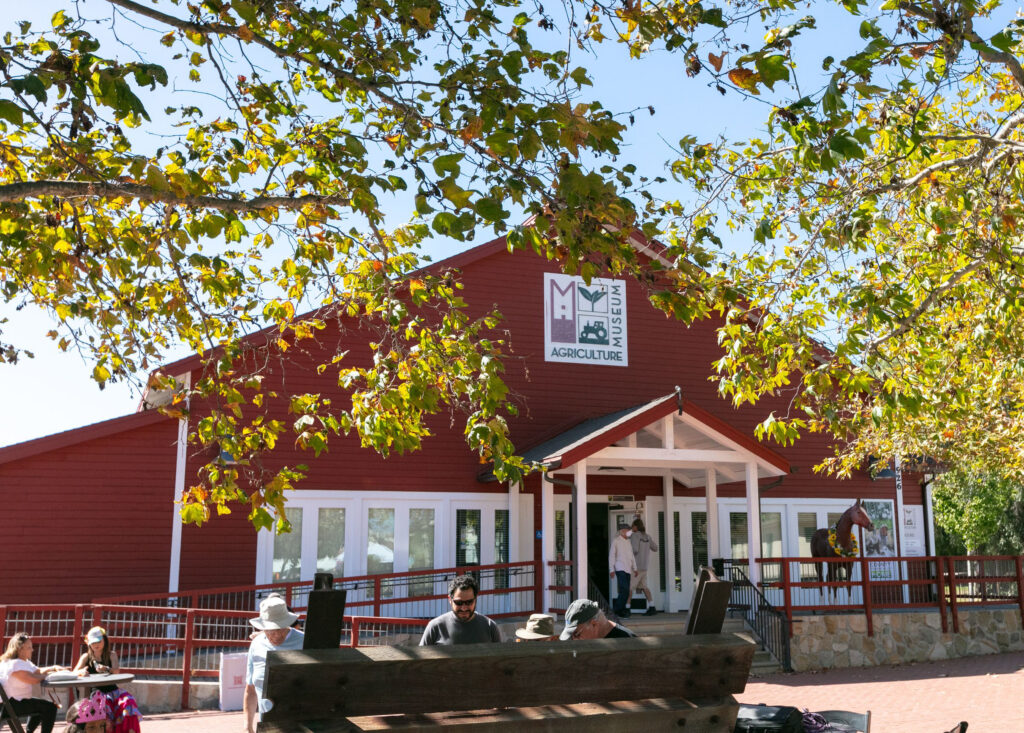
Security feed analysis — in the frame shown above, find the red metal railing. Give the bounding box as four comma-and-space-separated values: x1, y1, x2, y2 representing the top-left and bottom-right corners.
94, 560, 540, 619
546, 559, 574, 614
0, 603, 431, 709
742, 554, 1024, 637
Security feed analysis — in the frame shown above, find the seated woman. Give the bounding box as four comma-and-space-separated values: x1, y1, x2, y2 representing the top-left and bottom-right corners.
72, 627, 141, 733
0, 632, 67, 733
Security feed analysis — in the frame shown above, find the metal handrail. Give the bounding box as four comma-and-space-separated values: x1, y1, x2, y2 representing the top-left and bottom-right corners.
719, 561, 793, 672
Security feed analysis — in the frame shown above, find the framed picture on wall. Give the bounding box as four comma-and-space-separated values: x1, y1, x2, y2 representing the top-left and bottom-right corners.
861, 499, 896, 557
861, 499, 897, 582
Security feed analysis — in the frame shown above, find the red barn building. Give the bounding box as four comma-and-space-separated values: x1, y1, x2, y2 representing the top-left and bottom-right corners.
0, 235, 931, 608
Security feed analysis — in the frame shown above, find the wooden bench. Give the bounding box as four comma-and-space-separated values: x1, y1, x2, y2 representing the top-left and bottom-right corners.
257, 632, 756, 732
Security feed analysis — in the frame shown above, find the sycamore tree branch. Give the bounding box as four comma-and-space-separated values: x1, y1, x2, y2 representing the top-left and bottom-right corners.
0, 179, 349, 210
896, 0, 1024, 88
863, 256, 988, 356
868, 150, 984, 194
103, 0, 570, 218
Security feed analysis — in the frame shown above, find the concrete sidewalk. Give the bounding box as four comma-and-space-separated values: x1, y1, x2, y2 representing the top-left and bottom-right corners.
139, 650, 1024, 732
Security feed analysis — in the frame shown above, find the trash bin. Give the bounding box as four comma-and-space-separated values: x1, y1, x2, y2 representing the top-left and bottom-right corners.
219, 652, 248, 711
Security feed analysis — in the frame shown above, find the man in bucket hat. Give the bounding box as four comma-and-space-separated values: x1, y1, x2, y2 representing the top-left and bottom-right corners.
244, 596, 304, 733
560, 598, 636, 640
514, 614, 560, 641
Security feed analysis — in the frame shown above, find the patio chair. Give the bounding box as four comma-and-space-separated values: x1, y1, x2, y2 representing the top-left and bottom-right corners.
0, 683, 27, 733
815, 709, 871, 733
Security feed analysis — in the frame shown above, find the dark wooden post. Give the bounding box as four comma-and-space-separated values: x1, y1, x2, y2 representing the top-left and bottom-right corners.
180, 608, 195, 710
947, 556, 960, 633
935, 556, 948, 633
535, 559, 544, 613
859, 556, 873, 636
781, 558, 794, 637
1015, 555, 1024, 630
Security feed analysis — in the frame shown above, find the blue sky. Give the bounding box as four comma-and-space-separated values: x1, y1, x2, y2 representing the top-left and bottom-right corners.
0, 1, 863, 448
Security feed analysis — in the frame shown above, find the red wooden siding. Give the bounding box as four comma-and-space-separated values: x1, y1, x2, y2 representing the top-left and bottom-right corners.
0, 417, 178, 603
0, 236, 921, 603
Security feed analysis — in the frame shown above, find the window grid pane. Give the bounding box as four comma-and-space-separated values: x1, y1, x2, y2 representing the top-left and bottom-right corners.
730, 512, 748, 560
456, 509, 482, 567
798, 512, 817, 558
657, 512, 666, 592
673, 512, 682, 592
317, 508, 346, 576
409, 508, 435, 597
272, 508, 303, 582
368, 508, 395, 598
691, 512, 708, 576
495, 509, 510, 589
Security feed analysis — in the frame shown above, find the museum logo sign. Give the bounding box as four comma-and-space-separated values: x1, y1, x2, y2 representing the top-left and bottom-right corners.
544, 273, 628, 366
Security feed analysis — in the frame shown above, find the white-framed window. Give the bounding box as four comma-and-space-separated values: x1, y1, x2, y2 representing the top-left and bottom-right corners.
255, 492, 512, 586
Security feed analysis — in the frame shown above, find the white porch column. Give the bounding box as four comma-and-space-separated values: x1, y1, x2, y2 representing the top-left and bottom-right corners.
574, 461, 589, 598
168, 373, 190, 594
924, 477, 937, 556
745, 461, 761, 586
509, 479, 521, 563
662, 414, 675, 449
662, 473, 675, 612
893, 455, 905, 556
705, 467, 720, 565
540, 475, 555, 612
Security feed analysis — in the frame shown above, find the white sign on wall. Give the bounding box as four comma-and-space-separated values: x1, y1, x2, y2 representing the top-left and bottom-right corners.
544, 273, 628, 366
902, 505, 926, 557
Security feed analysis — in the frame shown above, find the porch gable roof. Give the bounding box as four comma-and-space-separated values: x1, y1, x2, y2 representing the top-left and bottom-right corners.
513, 390, 790, 485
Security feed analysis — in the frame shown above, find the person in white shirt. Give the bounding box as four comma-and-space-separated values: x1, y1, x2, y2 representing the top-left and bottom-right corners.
244, 596, 305, 733
0, 632, 67, 733
608, 525, 638, 618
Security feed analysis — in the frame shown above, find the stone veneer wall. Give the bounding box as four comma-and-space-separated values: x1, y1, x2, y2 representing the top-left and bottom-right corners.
790, 607, 1024, 672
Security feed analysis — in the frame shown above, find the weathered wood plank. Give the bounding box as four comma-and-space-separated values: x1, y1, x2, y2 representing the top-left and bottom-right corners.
260, 633, 755, 722
259, 696, 739, 733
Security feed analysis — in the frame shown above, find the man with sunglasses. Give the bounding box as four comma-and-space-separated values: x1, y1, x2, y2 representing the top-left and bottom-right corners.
419, 574, 503, 645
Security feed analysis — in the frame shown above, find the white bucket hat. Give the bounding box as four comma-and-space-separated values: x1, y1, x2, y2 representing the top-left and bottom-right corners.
250, 596, 299, 630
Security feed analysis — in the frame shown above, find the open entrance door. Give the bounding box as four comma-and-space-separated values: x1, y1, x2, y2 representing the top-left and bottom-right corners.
602, 505, 637, 606
667, 503, 709, 611
583, 502, 609, 601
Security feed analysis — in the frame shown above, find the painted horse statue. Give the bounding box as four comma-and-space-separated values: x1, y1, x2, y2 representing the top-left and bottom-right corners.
810, 499, 874, 597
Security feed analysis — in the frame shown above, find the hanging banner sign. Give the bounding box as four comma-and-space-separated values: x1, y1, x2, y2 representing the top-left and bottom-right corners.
544, 273, 628, 366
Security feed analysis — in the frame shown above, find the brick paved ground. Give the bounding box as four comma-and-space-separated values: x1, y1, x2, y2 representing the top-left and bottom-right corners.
739, 650, 1024, 732
138, 650, 1024, 732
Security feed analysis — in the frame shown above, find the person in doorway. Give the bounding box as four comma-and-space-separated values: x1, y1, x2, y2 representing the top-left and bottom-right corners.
419, 574, 502, 645
71, 626, 141, 733
559, 598, 636, 640
608, 524, 637, 618
0, 632, 66, 733
244, 596, 305, 733
630, 518, 660, 615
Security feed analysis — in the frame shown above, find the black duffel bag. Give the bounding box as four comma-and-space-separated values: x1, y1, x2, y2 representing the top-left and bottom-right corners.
734, 703, 804, 733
